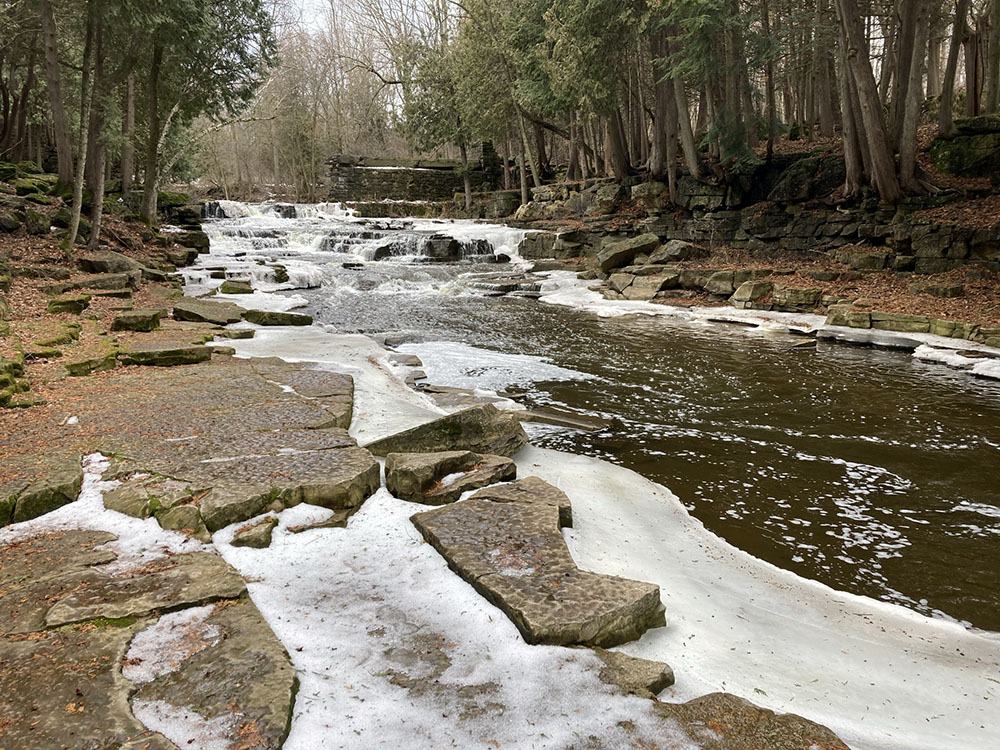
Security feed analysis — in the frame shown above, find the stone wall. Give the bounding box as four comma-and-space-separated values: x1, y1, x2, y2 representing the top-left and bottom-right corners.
512, 153, 1000, 275
328, 143, 502, 202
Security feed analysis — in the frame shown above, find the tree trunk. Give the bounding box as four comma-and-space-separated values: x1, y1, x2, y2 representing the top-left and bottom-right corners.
121, 73, 135, 192
890, 0, 920, 148
88, 23, 108, 251
459, 140, 472, 211
67, 0, 97, 251
567, 112, 579, 180
985, 0, 1000, 111
518, 138, 528, 206
964, 25, 982, 115
763, 0, 778, 158
839, 23, 865, 197
673, 72, 702, 179
141, 44, 163, 224
899, 0, 930, 189
649, 31, 669, 179
608, 108, 630, 180
39, 0, 73, 187
835, 0, 903, 201
940, 0, 970, 135
515, 107, 541, 188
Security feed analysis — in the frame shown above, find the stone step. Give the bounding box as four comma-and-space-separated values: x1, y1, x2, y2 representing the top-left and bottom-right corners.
411, 479, 665, 647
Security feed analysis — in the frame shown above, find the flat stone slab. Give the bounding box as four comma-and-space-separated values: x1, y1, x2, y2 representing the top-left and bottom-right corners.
412, 498, 664, 647
45, 551, 247, 627
172, 297, 246, 325
243, 308, 313, 326
468, 475, 573, 527
385, 450, 516, 505
366, 403, 530, 457
118, 341, 213, 367
0, 623, 176, 749
129, 599, 296, 749
0, 529, 117, 634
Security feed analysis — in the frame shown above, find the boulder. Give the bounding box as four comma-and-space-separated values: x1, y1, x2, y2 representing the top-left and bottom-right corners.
111, 309, 164, 333
731, 280, 773, 309
130, 599, 296, 750
631, 181, 668, 212
385, 451, 516, 505
622, 275, 676, 301
772, 286, 822, 310
596, 234, 661, 273
231, 517, 279, 548
767, 154, 846, 201
23, 208, 49, 235
703, 270, 736, 296
467, 476, 573, 527
648, 239, 705, 263
8, 457, 84, 524
592, 183, 627, 214
219, 279, 253, 294
870, 311, 931, 333
46, 293, 91, 314
910, 282, 964, 298
930, 123, 1000, 178
155, 504, 211, 542
242, 309, 313, 326
365, 404, 530, 457
79, 250, 143, 275
594, 648, 675, 697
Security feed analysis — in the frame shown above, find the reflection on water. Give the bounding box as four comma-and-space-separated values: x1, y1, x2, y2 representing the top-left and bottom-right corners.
305, 264, 1000, 632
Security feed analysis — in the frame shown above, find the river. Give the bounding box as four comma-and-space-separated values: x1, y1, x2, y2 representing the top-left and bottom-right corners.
192, 201, 1000, 633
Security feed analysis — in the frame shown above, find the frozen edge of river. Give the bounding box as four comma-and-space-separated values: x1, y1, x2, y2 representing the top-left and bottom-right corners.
223, 322, 999, 750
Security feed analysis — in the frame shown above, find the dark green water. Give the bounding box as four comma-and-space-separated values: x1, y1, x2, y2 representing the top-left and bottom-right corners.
305, 263, 1000, 631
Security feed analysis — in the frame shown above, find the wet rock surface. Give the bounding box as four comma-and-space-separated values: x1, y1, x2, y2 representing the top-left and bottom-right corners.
411, 481, 665, 647
385, 450, 516, 504
366, 403, 529, 457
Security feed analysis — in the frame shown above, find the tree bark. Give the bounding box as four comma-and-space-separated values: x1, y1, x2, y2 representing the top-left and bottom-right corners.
985, 0, 1000, 111
899, 0, 930, 189
459, 139, 472, 211
121, 73, 135, 192
39, 0, 73, 187
67, 0, 97, 251
763, 0, 778, 158
141, 44, 163, 224
835, 0, 903, 201
940, 0, 970, 135
890, 0, 920, 148
838, 23, 865, 197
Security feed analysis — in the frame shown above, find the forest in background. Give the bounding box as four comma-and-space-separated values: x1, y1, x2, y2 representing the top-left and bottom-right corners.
1, 0, 1000, 229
